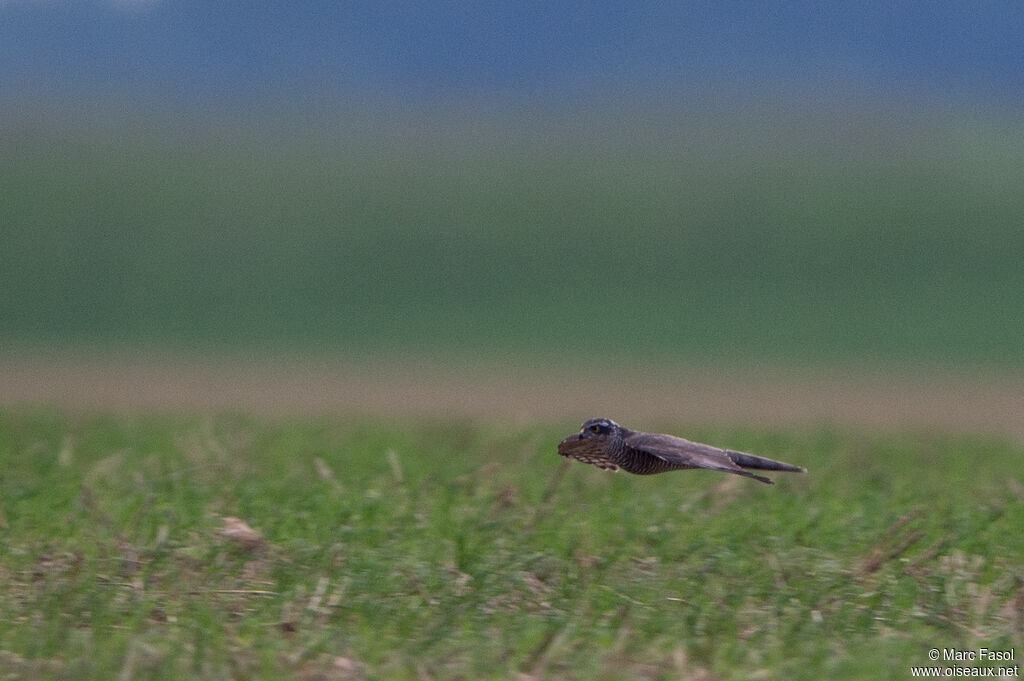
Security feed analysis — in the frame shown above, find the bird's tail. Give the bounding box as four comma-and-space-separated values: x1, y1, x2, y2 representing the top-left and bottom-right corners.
725, 450, 806, 473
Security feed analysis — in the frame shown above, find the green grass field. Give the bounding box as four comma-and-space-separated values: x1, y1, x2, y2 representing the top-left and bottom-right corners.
1, 411, 1020, 680
4, 107, 1024, 365
4, 104, 1023, 678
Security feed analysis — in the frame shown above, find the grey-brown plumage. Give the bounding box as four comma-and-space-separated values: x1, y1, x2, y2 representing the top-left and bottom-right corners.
557, 418, 806, 485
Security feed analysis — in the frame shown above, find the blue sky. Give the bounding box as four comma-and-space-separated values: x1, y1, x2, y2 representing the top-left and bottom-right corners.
3, 1, 1023, 108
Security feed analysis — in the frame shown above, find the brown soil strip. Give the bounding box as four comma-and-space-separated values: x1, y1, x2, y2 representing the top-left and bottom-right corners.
2, 354, 1023, 438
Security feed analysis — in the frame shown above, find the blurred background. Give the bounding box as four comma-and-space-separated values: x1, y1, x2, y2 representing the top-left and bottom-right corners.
2, 1, 1023, 428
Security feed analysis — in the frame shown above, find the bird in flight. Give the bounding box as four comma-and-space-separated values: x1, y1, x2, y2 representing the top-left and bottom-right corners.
558, 418, 806, 485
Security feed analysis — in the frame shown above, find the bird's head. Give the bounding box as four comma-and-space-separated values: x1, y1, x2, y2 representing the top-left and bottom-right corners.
577, 418, 621, 440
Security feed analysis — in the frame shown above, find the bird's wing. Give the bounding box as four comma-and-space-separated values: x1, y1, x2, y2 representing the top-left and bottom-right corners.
557, 435, 619, 471
624, 431, 774, 484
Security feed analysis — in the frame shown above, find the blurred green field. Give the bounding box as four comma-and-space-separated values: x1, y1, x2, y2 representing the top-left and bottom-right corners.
0, 412, 1021, 680
3, 106, 1024, 364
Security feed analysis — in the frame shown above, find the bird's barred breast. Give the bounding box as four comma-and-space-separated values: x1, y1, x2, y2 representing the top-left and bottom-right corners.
557, 436, 619, 471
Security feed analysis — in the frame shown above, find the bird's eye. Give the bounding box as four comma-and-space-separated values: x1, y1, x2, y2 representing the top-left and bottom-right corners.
589, 424, 602, 433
